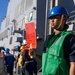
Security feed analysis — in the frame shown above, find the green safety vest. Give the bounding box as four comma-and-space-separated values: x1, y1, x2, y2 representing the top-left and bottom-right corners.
42, 31, 71, 75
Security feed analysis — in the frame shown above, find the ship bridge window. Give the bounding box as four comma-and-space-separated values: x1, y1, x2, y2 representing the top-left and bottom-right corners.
9, 37, 13, 44
10, 26, 13, 35
29, 11, 33, 22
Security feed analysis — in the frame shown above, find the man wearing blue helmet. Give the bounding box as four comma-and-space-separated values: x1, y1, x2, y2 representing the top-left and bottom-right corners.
42, 6, 75, 75
4, 48, 16, 75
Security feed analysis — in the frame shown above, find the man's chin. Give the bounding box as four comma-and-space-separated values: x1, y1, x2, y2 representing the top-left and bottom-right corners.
51, 26, 55, 29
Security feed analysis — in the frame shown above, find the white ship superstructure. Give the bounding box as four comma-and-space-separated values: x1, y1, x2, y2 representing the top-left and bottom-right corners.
0, 0, 37, 53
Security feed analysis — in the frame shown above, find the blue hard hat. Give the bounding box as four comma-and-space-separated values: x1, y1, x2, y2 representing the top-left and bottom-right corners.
16, 46, 20, 51
48, 6, 69, 19
5, 48, 10, 53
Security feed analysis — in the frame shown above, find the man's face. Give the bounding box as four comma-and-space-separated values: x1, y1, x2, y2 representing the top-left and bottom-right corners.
49, 15, 63, 29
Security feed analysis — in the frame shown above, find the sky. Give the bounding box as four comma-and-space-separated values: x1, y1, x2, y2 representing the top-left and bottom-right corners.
0, 0, 8, 27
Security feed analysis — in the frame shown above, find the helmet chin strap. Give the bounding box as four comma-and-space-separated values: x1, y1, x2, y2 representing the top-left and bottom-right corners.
56, 15, 64, 30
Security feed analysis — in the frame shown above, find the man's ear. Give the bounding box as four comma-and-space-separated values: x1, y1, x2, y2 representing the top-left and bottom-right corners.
63, 16, 67, 23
